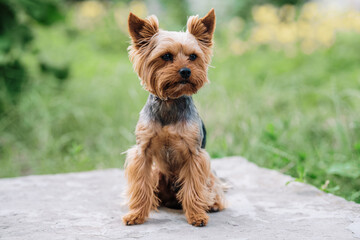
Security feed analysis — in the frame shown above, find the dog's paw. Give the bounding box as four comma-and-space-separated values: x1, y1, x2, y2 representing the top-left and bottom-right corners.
187, 213, 209, 227
208, 202, 224, 213
122, 212, 146, 226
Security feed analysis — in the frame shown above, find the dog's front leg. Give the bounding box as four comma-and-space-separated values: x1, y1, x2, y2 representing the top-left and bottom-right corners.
123, 146, 159, 225
177, 149, 212, 227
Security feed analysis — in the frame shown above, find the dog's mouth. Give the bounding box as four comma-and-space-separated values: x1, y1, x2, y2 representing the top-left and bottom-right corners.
178, 80, 196, 87
179, 80, 189, 85
163, 80, 194, 91
161, 79, 198, 99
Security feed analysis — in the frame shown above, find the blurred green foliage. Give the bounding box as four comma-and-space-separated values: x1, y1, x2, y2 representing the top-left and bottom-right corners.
0, 0, 359, 205
157, 0, 189, 30
231, 0, 308, 19
0, 0, 67, 115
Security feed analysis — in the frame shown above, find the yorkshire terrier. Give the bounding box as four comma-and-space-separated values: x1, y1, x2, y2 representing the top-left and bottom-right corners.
123, 9, 226, 227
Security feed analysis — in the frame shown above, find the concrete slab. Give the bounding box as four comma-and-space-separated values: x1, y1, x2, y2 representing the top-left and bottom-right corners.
0, 157, 359, 240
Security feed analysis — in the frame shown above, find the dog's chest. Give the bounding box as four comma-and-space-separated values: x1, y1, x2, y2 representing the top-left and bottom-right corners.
157, 123, 191, 151
139, 94, 203, 172
153, 123, 199, 170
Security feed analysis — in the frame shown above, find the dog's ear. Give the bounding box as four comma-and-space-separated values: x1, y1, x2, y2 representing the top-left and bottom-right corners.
128, 13, 159, 49
187, 9, 216, 47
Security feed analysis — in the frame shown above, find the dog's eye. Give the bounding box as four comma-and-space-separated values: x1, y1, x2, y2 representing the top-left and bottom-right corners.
161, 53, 173, 61
189, 54, 197, 61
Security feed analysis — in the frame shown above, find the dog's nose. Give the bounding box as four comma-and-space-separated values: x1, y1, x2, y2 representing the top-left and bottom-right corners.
179, 68, 191, 79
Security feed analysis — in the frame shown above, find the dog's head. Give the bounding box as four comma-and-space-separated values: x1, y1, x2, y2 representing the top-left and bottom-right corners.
128, 9, 215, 100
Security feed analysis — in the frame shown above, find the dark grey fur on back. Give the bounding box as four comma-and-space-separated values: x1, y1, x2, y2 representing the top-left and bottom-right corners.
141, 94, 207, 148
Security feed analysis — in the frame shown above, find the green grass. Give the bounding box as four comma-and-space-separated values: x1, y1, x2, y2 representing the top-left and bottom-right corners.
1, 14, 360, 203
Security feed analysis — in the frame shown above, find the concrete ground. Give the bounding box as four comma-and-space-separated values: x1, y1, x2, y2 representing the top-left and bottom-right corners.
0, 157, 359, 240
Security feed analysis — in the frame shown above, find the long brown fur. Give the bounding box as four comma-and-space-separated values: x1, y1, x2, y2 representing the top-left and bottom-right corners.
123, 9, 226, 227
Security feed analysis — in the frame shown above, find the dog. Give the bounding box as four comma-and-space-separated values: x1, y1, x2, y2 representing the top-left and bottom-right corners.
123, 9, 226, 227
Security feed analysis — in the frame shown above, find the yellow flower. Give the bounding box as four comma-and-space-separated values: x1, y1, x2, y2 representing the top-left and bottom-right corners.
75, 0, 106, 29
343, 10, 360, 32
316, 26, 334, 47
230, 39, 249, 55
78, 1, 105, 19
279, 4, 295, 22
114, 1, 148, 34
129, 1, 147, 18
276, 23, 297, 44
299, 2, 320, 21
251, 25, 276, 44
297, 21, 313, 40
114, 2, 130, 34
228, 17, 245, 34
252, 4, 279, 24
239, 3, 360, 56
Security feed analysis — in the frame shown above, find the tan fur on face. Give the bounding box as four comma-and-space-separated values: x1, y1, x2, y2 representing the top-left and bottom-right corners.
128, 10, 215, 100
